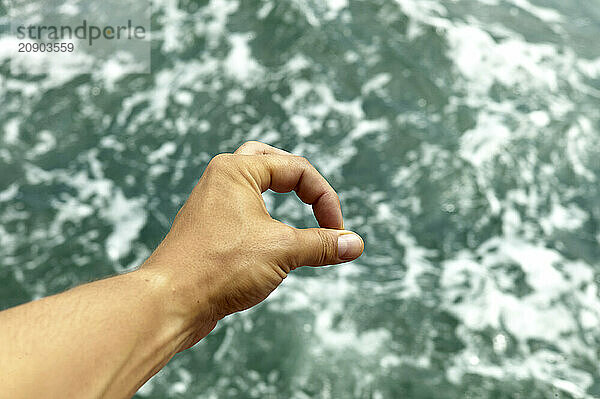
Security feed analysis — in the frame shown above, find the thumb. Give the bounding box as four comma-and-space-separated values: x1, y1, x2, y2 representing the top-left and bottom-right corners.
291, 228, 364, 267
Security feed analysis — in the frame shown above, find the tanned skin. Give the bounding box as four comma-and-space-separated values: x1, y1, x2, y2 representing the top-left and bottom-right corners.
0, 141, 364, 398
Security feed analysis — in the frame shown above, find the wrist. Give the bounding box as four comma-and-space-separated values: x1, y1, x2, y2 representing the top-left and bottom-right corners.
132, 265, 217, 352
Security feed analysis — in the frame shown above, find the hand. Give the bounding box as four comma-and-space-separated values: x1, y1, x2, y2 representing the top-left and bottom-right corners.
140, 141, 364, 350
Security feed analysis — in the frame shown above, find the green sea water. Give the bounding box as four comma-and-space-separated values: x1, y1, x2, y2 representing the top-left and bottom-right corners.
2, 0, 600, 398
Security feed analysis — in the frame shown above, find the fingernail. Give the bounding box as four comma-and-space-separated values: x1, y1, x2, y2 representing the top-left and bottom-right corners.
337, 233, 363, 260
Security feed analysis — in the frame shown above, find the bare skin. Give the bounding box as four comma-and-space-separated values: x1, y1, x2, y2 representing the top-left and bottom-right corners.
0, 141, 364, 398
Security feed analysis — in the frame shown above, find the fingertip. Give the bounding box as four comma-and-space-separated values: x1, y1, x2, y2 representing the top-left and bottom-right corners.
312, 194, 344, 230
337, 232, 364, 261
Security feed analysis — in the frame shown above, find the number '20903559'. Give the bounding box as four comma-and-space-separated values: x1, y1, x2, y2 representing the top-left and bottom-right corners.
18, 42, 75, 52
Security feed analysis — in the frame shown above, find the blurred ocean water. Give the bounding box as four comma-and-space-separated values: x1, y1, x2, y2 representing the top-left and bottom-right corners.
2, 0, 600, 397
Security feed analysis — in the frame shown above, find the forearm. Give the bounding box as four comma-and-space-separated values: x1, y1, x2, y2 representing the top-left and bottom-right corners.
0, 142, 363, 398
0, 269, 210, 398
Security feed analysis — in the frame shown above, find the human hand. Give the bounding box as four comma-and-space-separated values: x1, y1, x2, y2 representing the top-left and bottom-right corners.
140, 141, 364, 349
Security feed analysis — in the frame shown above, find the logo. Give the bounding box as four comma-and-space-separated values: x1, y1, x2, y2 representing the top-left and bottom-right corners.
15, 20, 147, 46
6, 0, 151, 74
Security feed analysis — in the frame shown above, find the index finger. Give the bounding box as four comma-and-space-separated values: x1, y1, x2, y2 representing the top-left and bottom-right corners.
242, 154, 344, 230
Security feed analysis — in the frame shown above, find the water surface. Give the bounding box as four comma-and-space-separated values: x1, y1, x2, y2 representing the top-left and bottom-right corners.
1, 0, 600, 397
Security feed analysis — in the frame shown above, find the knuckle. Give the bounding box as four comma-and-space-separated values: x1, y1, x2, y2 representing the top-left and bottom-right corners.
238, 141, 255, 151
293, 155, 312, 171
214, 152, 232, 162
208, 153, 233, 169
237, 141, 267, 155
295, 155, 310, 165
